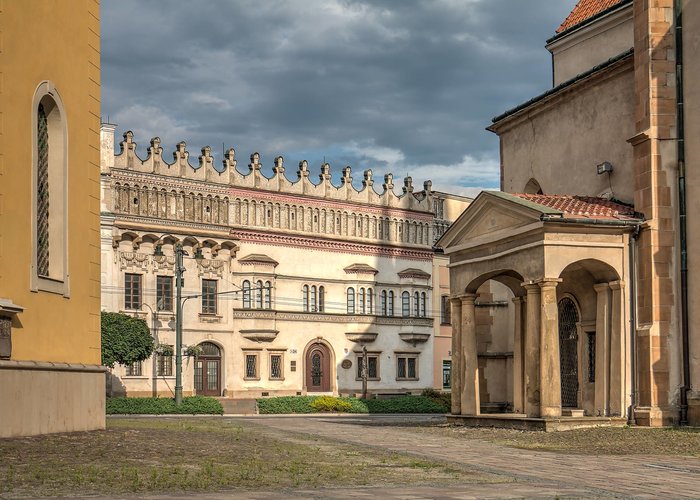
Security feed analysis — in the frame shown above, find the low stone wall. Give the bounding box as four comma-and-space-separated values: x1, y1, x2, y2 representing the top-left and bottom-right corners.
0, 360, 106, 437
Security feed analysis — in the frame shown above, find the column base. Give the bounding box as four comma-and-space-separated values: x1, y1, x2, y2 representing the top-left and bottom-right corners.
633, 406, 676, 427
540, 406, 562, 418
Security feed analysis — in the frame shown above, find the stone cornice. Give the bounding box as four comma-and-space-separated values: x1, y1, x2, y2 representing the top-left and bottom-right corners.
232, 309, 433, 327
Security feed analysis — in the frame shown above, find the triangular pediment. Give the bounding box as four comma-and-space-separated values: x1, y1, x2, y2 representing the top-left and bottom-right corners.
438, 191, 553, 250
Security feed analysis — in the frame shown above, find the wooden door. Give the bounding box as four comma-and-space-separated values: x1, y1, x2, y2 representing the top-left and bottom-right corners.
306, 343, 331, 392
194, 342, 221, 396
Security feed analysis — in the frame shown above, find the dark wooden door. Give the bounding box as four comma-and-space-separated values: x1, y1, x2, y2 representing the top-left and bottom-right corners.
194, 342, 221, 396
306, 343, 331, 392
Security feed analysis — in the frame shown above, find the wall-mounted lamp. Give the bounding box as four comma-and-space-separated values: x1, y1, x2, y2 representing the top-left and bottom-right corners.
597, 161, 614, 175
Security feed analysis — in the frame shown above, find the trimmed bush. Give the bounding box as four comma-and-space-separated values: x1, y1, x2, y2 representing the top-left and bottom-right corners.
106, 396, 223, 415
309, 396, 353, 412
421, 389, 451, 412
257, 395, 447, 414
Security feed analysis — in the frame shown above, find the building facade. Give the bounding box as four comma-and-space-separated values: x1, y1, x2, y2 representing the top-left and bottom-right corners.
100, 126, 469, 399
0, 0, 105, 437
442, 0, 700, 427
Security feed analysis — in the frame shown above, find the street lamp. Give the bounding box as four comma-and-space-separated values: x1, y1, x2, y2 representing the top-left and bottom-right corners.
154, 238, 204, 405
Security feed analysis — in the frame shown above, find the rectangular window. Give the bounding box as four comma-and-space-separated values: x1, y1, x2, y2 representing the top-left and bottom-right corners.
157, 347, 173, 377
156, 276, 173, 311
270, 353, 283, 380
357, 355, 379, 380
124, 273, 142, 310
588, 332, 596, 383
442, 360, 452, 389
202, 279, 217, 314
440, 295, 451, 324
396, 354, 418, 380
388, 292, 394, 317
245, 353, 258, 379
125, 361, 142, 377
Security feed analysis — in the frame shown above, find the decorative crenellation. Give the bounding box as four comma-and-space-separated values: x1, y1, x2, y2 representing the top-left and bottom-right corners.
102, 126, 434, 215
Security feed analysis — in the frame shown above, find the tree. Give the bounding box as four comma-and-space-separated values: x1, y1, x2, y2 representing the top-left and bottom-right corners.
101, 312, 154, 368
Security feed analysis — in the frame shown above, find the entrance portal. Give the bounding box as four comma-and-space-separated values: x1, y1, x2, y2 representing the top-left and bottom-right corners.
305, 342, 331, 392
194, 342, 221, 396
558, 298, 579, 408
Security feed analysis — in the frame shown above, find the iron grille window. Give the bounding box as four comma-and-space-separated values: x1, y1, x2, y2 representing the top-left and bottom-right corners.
242, 280, 251, 308
37, 103, 50, 277
588, 332, 596, 383
157, 347, 173, 376
202, 279, 217, 314
401, 292, 410, 317
245, 354, 258, 379
441, 295, 451, 324
347, 288, 355, 314
357, 355, 378, 379
396, 355, 418, 380
270, 354, 283, 379
156, 276, 173, 311
124, 273, 142, 310
125, 361, 142, 377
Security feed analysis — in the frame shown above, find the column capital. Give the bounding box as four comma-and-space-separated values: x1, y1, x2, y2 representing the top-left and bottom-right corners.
593, 282, 611, 293
521, 282, 541, 293
609, 280, 625, 291
538, 278, 562, 289
512, 296, 524, 304
459, 293, 478, 305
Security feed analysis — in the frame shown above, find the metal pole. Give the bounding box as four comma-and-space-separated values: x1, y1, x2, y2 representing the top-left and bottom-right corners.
174, 244, 184, 405
361, 345, 368, 399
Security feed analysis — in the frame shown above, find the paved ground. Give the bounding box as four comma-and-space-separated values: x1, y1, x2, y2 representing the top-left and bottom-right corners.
218, 414, 700, 499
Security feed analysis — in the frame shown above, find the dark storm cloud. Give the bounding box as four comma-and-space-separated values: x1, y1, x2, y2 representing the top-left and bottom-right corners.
101, 0, 578, 196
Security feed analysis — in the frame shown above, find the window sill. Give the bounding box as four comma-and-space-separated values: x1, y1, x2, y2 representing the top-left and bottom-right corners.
243, 377, 261, 381
122, 376, 148, 379
396, 378, 419, 382
269, 377, 285, 381
199, 313, 222, 323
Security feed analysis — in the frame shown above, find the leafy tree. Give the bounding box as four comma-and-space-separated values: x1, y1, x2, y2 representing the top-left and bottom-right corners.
101, 312, 154, 368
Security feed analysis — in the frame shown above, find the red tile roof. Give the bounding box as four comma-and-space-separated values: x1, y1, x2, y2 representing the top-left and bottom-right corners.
513, 193, 639, 220
556, 0, 625, 33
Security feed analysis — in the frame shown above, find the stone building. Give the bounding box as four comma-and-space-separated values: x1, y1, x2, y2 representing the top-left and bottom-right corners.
0, 0, 105, 437
100, 125, 471, 400
441, 0, 700, 428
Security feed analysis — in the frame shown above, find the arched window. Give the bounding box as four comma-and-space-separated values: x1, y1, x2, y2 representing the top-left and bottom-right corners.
311, 285, 318, 312
367, 288, 373, 315
420, 292, 426, 318
318, 286, 325, 312
264, 281, 272, 309
380, 290, 387, 316
242, 280, 251, 309
256, 280, 263, 308
402, 291, 410, 317
388, 291, 395, 317
32, 83, 68, 294
414, 292, 420, 318
347, 288, 355, 314
524, 178, 544, 195
303, 285, 309, 312
359, 288, 366, 314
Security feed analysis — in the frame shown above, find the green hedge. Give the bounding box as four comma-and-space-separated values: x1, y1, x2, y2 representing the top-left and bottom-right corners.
106, 396, 223, 415
257, 395, 447, 414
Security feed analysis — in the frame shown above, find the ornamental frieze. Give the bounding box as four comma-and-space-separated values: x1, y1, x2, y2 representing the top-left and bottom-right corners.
232, 309, 433, 327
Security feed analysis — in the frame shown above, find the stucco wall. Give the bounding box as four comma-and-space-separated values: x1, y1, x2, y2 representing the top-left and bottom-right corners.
497, 66, 635, 203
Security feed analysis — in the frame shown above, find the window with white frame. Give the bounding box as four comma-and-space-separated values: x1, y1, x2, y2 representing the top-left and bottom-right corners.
401, 291, 410, 317
420, 292, 426, 318
156, 275, 173, 312
380, 290, 387, 316
396, 353, 418, 380
242, 280, 252, 308
303, 284, 324, 312
388, 291, 395, 316
256, 280, 264, 309
124, 273, 142, 310
414, 292, 420, 318
201, 279, 217, 314
367, 288, 374, 314
157, 346, 173, 376
264, 281, 272, 309
347, 288, 355, 314
359, 288, 366, 314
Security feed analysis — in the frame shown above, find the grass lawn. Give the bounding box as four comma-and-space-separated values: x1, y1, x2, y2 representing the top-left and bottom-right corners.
426, 425, 700, 457
0, 418, 501, 497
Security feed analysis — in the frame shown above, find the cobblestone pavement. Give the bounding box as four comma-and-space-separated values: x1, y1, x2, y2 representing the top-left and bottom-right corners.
225, 414, 700, 499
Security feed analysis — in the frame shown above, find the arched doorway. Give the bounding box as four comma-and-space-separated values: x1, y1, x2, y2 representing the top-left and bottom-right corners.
558, 297, 579, 408
305, 342, 331, 392
194, 342, 221, 396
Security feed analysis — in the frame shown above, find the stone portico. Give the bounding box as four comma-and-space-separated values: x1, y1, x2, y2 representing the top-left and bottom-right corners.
440, 192, 642, 430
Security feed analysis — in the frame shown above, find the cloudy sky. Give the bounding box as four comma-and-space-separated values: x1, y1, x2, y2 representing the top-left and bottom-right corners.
101, 0, 578, 197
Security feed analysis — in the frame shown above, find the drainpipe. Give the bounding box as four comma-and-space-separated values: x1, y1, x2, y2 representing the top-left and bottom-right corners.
628, 225, 640, 424
674, 0, 690, 426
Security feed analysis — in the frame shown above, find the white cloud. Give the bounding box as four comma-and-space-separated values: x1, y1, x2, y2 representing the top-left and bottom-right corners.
343, 141, 406, 165
112, 104, 192, 147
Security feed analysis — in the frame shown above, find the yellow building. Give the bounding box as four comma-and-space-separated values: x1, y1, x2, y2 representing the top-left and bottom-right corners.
0, 0, 104, 437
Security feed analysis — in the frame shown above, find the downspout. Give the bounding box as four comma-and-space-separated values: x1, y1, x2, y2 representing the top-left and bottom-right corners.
628, 225, 639, 424
674, 0, 690, 426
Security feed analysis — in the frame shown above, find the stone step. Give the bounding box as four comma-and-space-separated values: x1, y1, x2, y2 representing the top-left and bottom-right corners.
217, 398, 258, 415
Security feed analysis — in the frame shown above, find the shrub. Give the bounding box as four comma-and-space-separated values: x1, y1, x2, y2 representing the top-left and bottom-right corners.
257, 396, 318, 414
101, 312, 154, 368
106, 396, 223, 415
421, 389, 451, 412
309, 396, 353, 412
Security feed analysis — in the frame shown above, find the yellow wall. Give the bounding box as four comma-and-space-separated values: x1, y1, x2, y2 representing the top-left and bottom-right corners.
0, 0, 101, 364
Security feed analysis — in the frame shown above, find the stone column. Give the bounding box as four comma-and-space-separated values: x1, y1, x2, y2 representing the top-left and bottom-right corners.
539, 279, 562, 418
594, 282, 611, 416
523, 283, 541, 417
609, 281, 625, 417
512, 296, 525, 413
460, 294, 480, 415
450, 297, 463, 415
